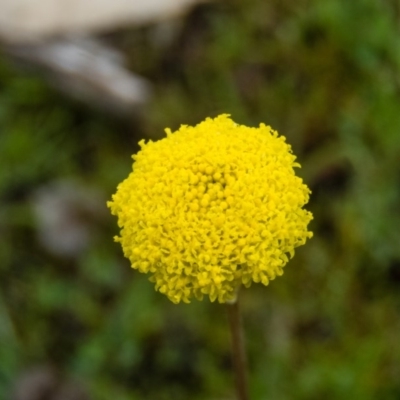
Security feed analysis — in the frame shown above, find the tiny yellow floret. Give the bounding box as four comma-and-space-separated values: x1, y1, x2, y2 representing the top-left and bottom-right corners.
108, 115, 313, 304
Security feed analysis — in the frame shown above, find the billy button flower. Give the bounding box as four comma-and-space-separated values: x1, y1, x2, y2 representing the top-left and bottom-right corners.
108, 114, 313, 304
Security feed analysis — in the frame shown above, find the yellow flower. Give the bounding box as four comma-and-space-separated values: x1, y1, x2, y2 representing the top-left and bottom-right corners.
108, 115, 313, 304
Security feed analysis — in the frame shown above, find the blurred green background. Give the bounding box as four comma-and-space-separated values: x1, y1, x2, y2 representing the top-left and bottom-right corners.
1, 0, 400, 399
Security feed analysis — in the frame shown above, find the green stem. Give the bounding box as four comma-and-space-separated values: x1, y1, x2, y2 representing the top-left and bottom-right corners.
226, 295, 250, 400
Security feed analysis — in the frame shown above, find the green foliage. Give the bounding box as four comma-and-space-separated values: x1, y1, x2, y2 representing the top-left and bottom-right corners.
1, 0, 400, 398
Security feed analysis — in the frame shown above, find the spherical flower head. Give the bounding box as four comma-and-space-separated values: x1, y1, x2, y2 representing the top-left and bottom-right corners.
108, 115, 313, 304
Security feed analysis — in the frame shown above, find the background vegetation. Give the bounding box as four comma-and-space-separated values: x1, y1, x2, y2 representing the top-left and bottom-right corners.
1, 0, 400, 399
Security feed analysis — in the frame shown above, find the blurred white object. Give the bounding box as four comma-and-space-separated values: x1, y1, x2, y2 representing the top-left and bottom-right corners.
32, 180, 105, 259
7, 37, 152, 114
0, 0, 206, 43
12, 365, 89, 400
0, 0, 209, 113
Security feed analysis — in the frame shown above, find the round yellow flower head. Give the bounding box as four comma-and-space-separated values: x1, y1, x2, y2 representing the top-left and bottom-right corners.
108, 115, 313, 304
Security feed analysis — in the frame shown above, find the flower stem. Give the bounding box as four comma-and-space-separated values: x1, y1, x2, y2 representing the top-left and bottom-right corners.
226, 295, 250, 400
